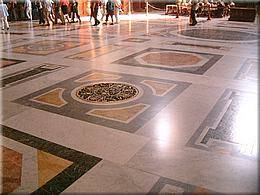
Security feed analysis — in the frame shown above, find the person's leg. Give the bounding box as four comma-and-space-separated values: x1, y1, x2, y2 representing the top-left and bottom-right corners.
110, 14, 114, 24
29, 8, 32, 20
100, 6, 105, 21
191, 10, 197, 25
41, 9, 45, 24
93, 9, 99, 25
104, 13, 109, 24
76, 9, 81, 22
60, 11, 65, 24
4, 16, 9, 29
115, 9, 119, 23
1, 18, 4, 30
71, 11, 75, 22
45, 10, 50, 25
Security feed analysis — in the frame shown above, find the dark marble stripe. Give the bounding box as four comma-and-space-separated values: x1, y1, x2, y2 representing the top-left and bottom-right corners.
1, 64, 65, 88
1, 124, 102, 194
170, 42, 222, 49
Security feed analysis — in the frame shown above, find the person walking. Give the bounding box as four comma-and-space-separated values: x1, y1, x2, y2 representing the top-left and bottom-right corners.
104, 0, 114, 25
190, 0, 198, 25
36, 0, 45, 24
60, 0, 70, 23
9, 0, 17, 21
70, 0, 81, 23
176, 0, 181, 18
100, 0, 106, 22
53, 0, 65, 24
0, 0, 9, 30
114, 0, 121, 24
24, 0, 32, 20
43, 0, 54, 25
92, 0, 100, 26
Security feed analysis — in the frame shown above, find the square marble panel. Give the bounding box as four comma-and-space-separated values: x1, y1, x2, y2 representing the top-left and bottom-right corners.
186, 89, 258, 159
13, 70, 190, 133
113, 48, 223, 75
1, 125, 101, 194
8, 40, 84, 56
0, 58, 25, 69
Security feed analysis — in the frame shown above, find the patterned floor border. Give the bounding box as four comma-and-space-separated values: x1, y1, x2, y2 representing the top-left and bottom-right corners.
186, 89, 258, 160
1, 124, 102, 194
149, 177, 216, 194
2, 63, 67, 88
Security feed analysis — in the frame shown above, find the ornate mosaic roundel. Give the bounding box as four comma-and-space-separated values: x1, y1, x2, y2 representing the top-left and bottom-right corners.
74, 82, 140, 104
178, 29, 258, 41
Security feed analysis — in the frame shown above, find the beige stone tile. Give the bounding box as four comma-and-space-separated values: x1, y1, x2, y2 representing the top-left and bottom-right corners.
65, 160, 159, 193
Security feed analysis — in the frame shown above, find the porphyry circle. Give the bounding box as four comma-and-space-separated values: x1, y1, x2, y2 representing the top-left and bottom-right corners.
72, 82, 140, 104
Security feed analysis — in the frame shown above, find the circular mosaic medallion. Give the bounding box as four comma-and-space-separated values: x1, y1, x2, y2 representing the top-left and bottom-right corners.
177, 29, 258, 41
72, 82, 140, 104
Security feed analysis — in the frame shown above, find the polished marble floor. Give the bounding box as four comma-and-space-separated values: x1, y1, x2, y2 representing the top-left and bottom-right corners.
0, 13, 259, 193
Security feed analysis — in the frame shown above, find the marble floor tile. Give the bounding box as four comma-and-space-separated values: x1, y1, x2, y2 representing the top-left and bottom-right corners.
65, 160, 159, 193
1, 14, 258, 193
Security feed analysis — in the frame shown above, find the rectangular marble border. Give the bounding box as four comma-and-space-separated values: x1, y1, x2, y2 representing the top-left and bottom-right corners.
112, 48, 223, 75
1, 124, 102, 194
186, 88, 257, 160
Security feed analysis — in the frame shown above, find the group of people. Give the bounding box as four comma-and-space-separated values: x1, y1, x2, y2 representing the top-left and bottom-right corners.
34, 0, 81, 26
90, 0, 122, 26
1, 0, 81, 25
0, 0, 122, 27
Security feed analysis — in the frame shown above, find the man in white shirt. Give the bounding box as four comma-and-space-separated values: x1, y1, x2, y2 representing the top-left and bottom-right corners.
24, 0, 32, 20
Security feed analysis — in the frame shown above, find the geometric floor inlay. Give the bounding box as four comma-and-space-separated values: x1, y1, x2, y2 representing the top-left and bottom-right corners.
72, 82, 140, 105
149, 177, 214, 194
1, 64, 66, 88
14, 70, 190, 133
178, 29, 259, 41
1, 125, 102, 194
0, 58, 26, 69
186, 89, 258, 159
8, 40, 83, 56
113, 48, 223, 75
